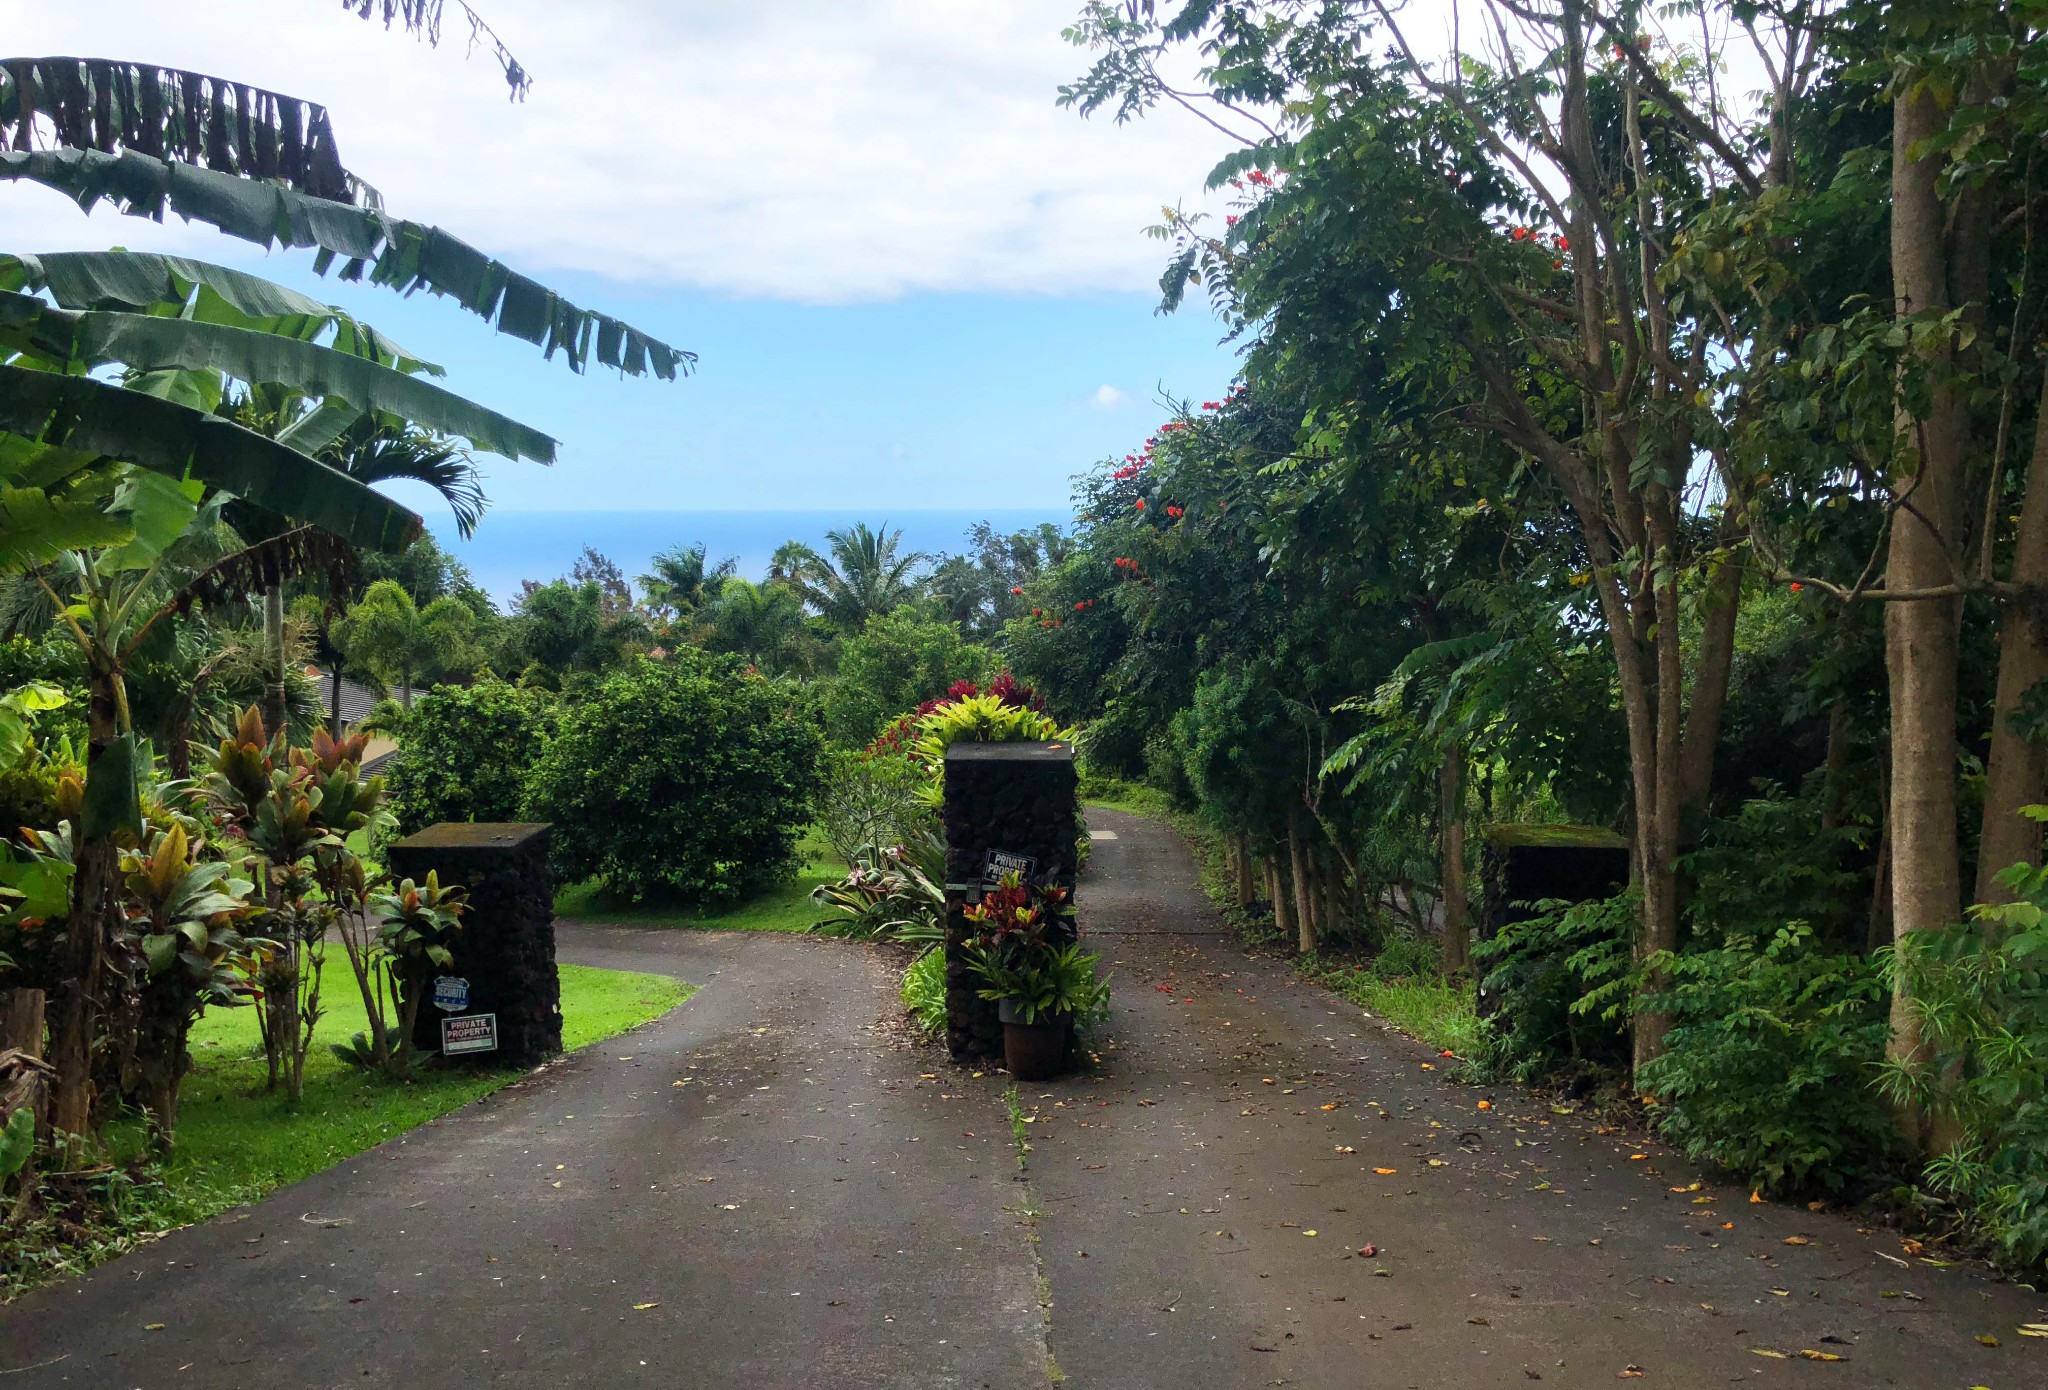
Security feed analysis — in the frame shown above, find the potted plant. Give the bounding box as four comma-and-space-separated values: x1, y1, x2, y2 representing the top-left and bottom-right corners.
962, 873, 1110, 1080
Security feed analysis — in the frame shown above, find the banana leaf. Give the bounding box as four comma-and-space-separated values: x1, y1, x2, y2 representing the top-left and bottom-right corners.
0, 147, 693, 380
0, 250, 438, 374
0, 365, 421, 552
1, 58, 360, 202
0, 289, 555, 462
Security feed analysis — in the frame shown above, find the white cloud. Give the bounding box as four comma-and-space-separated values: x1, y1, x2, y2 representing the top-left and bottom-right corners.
0, 0, 1240, 301
1091, 383, 1127, 408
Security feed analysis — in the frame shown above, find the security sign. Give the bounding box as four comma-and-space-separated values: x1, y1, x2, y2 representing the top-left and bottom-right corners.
431, 976, 470, 1012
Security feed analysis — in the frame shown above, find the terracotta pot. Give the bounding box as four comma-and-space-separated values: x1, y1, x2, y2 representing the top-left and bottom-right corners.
998, 999, 1068, 1080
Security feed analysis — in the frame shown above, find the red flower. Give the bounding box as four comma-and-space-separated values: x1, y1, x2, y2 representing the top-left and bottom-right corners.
1135, 499, 1146, 510
1032, 607, 1042, 616
1556, 235, 1569, 251
1789, 582, 1804, 593
1010, 586, 1023, 595
1512, 226, 1529, 240
1075, 602, 1086, 611
1225, 215, 1239, 227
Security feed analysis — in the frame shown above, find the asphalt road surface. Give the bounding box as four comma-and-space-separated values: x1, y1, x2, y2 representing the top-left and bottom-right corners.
2, 807, 2041, 1388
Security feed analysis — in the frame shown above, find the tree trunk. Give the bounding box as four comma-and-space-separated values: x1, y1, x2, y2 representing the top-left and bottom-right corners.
1266, 854, 1294, 943
1820, 698, 1852, 833
1439, 743, 1470, 974
1231, 833, 1256, 909
1883, 69, 1969, 1134
1287, 817, 1315, 955
262, 583, 288, 739
48, 668, 125, 1140
1676, 545, 1745, 826
1976, 373, 2048, 902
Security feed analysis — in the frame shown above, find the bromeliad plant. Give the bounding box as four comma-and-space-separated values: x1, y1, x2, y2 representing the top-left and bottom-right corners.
959, 871, 1108, 1026
811, 829, 946, 944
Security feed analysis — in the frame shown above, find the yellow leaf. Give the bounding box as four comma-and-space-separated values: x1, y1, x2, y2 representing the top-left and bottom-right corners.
1303, 1229, 1318, 1237
1752, 1349, 1789, 1359
1320, 1103, 1338, 1111
144, 1323, 166, 1332
1374, 1167, 1398, 1175
1975, 1335, 2000, 1347
634, 1302, 661, 1311
1783, 1235, 1811, 1246
1798, 1350, 1844, 1362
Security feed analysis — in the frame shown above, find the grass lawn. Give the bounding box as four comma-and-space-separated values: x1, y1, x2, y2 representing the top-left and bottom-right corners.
553, 826, 846, 932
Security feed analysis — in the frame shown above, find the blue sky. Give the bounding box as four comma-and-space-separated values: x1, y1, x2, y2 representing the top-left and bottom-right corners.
0, 0, 1254, 519
281, 267, 1248, 517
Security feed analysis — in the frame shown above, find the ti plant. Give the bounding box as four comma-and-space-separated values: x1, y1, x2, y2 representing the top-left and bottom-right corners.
363, 873, 467, 1076
123, 823, 257, 1148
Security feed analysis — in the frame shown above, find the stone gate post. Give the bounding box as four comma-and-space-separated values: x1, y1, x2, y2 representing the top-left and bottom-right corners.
941, 741, 1079, 1060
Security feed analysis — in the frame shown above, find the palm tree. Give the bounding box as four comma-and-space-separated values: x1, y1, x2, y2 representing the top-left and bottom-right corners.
639, 543, 739, 622
777, 523, 929, 632
334, 579, 478, 707
703, 577, 808, 674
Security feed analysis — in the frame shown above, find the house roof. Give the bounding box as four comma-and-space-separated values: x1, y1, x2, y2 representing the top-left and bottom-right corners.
306, 666, 382, 729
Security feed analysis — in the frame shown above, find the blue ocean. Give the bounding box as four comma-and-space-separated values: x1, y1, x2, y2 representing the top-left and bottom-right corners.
431, 508, 1072, 607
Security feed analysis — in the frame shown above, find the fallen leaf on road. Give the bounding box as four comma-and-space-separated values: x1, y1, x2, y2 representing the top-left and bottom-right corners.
1468, 1317, 1490, 1326
2019, 1324, 2048, 1338
1750, 1191, 1764, 1204
1783, 1236, 1812, 1246
1752, 1349, 1789, 1359
1629, 1154, 1648, 1161
1975, 1335, 2000, 1347
1477, 1100, 1492, 1111
1335, 1145, 1356, 1154
634, 1302, 660, 1311
1420, 1064, 1435, 1071
1320, 1103, 1338, 1111
1374, 1167, 1398, 1175
144, 1323, 165, 1331
1768, 1288, 1790, 1296
1302, 1229, 1319, 1237
1618, 1366, 1645, 1378
1900, 1238, 1924, 1256
1799, 1350, 1845, 1362
1263, 1078, 1276, 1085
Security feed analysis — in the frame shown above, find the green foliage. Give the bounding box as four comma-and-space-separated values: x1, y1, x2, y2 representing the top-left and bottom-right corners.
825, 608, 993, 746
1302, 947, 1483, 1059
1638, 925, 1894, 1196
385, 676, 554, 834
334, 578, 479, 704
815, 749, 936, 869
914, 693, 1065, 763
0, 1106, 33, 1180
1476, 892, 1638, 1085
1886, 850, 2048, 1273
523, 653, 825, 905
901, 946, 947, 1034
811, 830, 945, 943
965, 940, 1111, 1027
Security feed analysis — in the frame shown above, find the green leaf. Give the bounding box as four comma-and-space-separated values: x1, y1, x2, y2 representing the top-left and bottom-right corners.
97, 466, 202, 572
0, 364, 422, 552
0, 1106, 34, 1179
0, 289, 554, 462
0, 251, 442, 375
0, 480, 132, 571
80, 732, 142, 840
0, 147, 692, 379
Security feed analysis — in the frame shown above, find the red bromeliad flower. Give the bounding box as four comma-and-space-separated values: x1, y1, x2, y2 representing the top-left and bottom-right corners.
1010, 586, 1024, 595
1135, 499, 1146, 510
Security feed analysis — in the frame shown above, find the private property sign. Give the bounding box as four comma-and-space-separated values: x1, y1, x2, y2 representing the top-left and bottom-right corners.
441, 1012, 499, 1057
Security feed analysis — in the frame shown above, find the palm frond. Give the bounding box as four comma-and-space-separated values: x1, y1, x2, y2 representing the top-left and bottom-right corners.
338, 1, 532, 99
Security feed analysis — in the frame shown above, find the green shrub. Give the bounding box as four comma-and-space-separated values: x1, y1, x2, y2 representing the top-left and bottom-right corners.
385, 677, 555, 834
523, 653, 824, 905
823, 610, 994, 747
1887, 849, 2048, 1273
901, 947, 947, 1033
1638, 924, 1894, 1196
1475, 890, 1636, 1085
816, 748, 933, 865
810, 830, 945, 942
